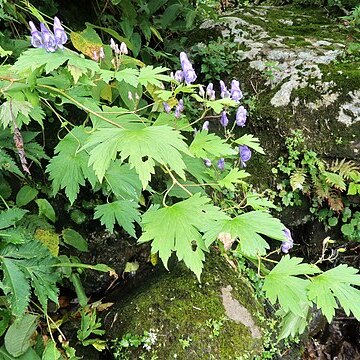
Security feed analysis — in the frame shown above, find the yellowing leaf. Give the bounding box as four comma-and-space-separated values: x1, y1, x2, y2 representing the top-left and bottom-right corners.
70, 26, 102, 59
34, 228, 59, 256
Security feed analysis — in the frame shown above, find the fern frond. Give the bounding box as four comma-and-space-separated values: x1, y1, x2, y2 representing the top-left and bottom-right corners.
330, 159, 360, 180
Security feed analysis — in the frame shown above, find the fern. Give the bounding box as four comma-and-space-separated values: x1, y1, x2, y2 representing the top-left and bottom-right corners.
330, 158, 360, 180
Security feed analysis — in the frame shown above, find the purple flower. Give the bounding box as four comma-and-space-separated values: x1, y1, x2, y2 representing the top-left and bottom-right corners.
177, 99, 184, 112
281, 228, 294, 254
202, 121, 209, 131
29, 21, 44, 48
217, 158, 225, 171
220, 80, 230, 99
180, 52, 197, 85
236, 106, 247, 127
174, 70, 184, 83
40, 23, 56, 52
230, 79, 243, 102
220, 111, 229, 127
239, 145, 251, 167
204, 159, 212, 167
163, 102, 171, 113
174, 107, 181, 118
206, 83, 216, 100
53, 16, 67, 49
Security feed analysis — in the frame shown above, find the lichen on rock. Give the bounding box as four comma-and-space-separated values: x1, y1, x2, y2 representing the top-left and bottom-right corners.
104, 252, 264, 359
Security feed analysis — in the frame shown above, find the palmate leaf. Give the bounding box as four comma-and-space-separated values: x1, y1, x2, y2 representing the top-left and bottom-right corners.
218, 168, 250, 191
189, 131, 236, 158
83, 124, 191, 189
138, 194, 226, 280
307, 265, 360, 322
0, 149, 24, 177
105, 161, 142, 200
203, 211, 286, 258
235, 134, 265, 154
46, 126, 97, 204
138, 66, 171, 87
94, 200, 141, 237
263, 256, 320, 316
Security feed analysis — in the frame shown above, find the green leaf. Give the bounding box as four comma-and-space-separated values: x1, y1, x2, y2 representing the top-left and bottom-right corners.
139, 194, 226, 280
62, 229, 88, 252
0, 346, 41, 360
115, 68, 139, 88
245, 193, 277, 210
46, 126, 97, 204
203, 211, 286, 258
263, 256, 320, 316
290, 170, 306, 191
189, 131, 236, 158
235, 134, 265, 154
307, 265, 360, 322
138, 66, 171, 87
218, 168, 250, 191
0, 309, 11, 337
277, 303, 310, 340
0, 208, 28, 229
36, 199, 56, 223
0, 100, 33, 128
13, 48, 71, 74
16, 186, 38, 207
94, 200, 141, 237
4, 314, 38, 357
84, 125, 190, 189
42, 340, 61, 360
0, 258, 30, 318
105, 161, 142, 200
0, 148, 24, 177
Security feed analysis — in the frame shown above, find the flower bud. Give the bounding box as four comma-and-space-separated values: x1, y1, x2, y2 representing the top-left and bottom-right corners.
220, 111, 229, 127
236, 106, 247, 127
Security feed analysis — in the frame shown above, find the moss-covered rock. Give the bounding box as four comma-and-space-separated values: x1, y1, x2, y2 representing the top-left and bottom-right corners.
191, 6, 360, 190
104, 253, 264, 359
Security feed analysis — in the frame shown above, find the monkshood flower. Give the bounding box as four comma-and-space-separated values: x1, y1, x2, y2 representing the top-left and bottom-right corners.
231, 79, 243, 102
236, 106, 247, 127
220, 80, 230, 99
53, 16, 67, 49
180, 52, 197, 85
177, 99, 184, 112
199, 85, 205, 98
202, 121, 209, 131
163, 102, 171, 113
206, 83, 216, 100
29, 21, 43, 48
239, 145, 251, 167
204, 159, 212, 167
220, 111, 229, 127
174, 106, 181, 118
99, 47, 105, 59
40, 23, 57, 52
110, 38, 116, 51
174, 70, 184, 83
217, 158, 225, 171
120, 42, 128, 55
281, 228, 294, 254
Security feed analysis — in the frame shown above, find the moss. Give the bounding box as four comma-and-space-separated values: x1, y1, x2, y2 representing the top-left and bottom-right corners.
104, 253, 264, 359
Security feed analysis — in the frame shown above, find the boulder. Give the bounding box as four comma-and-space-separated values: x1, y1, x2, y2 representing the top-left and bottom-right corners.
104, 253, 264, 359
192, 6, 360, 188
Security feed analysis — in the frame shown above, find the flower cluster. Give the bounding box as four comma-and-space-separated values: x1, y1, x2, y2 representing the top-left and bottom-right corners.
110, 38, 128, 68
29, 17, 67, 52
171, 52, 197, 85
281, 228, 294, 254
